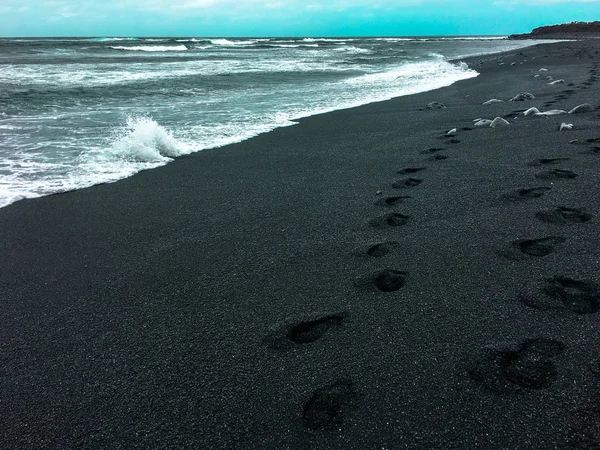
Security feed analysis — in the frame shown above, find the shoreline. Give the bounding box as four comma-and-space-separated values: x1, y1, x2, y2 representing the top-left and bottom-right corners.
2, 39, 600, 448
0, 38, 556, 210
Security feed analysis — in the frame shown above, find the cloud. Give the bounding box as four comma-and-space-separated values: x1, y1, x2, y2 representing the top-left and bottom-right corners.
1, 0, 599, 36
2, 0, 599, 19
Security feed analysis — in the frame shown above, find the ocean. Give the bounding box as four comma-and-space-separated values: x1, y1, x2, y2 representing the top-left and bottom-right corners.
0, 36, 548, 207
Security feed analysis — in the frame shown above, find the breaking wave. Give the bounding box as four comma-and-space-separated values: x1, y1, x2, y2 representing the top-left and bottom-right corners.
109, 45, 188, 52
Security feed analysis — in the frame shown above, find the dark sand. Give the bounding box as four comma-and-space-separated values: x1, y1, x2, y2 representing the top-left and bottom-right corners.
2, 40, 600, 449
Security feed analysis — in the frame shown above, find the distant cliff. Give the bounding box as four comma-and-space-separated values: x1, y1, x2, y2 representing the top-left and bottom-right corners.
510, 21, 600, 39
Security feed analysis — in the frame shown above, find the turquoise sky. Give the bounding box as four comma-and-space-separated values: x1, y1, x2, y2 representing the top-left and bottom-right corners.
1, 0, 599, 37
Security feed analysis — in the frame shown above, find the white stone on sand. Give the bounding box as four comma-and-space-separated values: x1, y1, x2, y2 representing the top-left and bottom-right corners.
568, 103, 595, 114
426, 101, 446, 110
510, 92, 535, 102
537, 109, 567, 116
548, 79, 565, 85
523, 107, 540, 116
490, 117, 510, 128
446, 128, 457, 136
474, 119, 493, 127
560, 123, 574, 131
539, 68, 549, 72
482, 99, 503, 106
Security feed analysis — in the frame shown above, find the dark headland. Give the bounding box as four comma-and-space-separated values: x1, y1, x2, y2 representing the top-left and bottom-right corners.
510, 21, 600, 40
2, 35, 600, 449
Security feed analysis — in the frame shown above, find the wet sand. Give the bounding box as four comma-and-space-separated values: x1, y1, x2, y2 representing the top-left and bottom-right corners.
2, 39, 600, 448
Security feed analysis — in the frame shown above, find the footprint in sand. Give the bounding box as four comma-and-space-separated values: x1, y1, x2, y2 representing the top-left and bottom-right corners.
535, 207, 592, 224
468, 338, 566, 393
354, 268, 408, 292
263, 312, 348, 350
391, 178, 422, 189
374, 195, 411, 207
368, 213, 410, 227
421, 147, 445, 155
520, 276, 600, 314
535, 169, 578, 179
396, 167, 426, 175
365, 242, 400, 257
501, 187, 551, 201
352, 241, 400, 258
428, 154, 448, 161
497, 236, 566, 260
302, 380, 357, 430
527, 157, 570, 166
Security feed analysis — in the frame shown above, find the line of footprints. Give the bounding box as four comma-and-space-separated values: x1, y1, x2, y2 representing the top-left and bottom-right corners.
262, 60, 600, 433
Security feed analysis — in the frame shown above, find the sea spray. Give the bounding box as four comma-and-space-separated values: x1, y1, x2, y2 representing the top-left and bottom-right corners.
107, 116, 185, 163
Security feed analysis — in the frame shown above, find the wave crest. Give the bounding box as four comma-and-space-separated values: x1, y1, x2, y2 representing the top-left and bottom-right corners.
109, 45, 188, 52
108, 116, 184, 162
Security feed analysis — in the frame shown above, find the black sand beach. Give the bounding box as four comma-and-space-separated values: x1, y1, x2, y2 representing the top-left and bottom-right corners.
2, 39, 600, 449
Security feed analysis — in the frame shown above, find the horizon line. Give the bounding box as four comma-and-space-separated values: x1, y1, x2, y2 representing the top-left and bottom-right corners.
0, 34, 514, 39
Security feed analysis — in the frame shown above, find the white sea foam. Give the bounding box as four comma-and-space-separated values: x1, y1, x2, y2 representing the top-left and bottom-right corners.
95, 116, 188, 163
333, 46, 372, 54
375, 38, 413, 42
92, 37, 140, 42
210, 39, 258, 46
0, 116, 195, 208
302, 38, 349, 42
344, 60, 476, 89
109, 45, 188, 52
270, 44, 320, 48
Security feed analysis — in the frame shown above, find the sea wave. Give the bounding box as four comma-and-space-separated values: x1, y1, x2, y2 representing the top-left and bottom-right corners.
100, 116, 188, 163
176, 38, 207, 43
91, 37, 141, 42
333, 46, 372, 54
109, 45, 188, 52
302, 38, 350, 42
343, 60, 476, 92
210, 39, 258, 46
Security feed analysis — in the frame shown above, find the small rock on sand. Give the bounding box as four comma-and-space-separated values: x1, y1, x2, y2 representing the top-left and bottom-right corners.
537, 109, 567, 116
482, 99, 503, 106
523, 107, 540, 116
560, 123, 574, 131
548, 79, 565, 85
426, 102, 446, 110
446, 128, 457, 137
539, 68, 549, 72
490, 117, 510, 128
568, 103, 595, 114
525, 107, 567, 116
474, 119, 493, 127
510, 92, 535, 102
